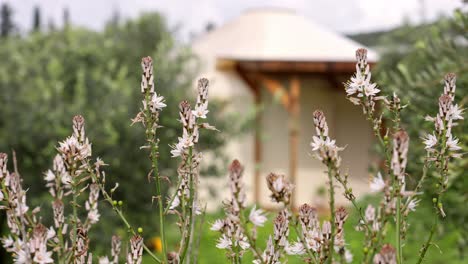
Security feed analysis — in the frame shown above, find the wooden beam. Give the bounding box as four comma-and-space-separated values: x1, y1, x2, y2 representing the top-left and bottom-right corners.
289, 76, 300, 209
233, 60, 376, 74
257, 74, 290, 110
235, 66, 263, 205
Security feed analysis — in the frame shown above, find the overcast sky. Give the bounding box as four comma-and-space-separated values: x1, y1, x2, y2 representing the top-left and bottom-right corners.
1, 0, 464, 40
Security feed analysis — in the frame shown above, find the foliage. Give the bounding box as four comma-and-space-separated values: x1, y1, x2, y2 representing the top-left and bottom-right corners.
0, 12, 229, 255
374, 8, 467, 246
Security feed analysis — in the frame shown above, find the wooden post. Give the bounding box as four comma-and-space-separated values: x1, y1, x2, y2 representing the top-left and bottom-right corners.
254, 88, 262, 204
289, 76, 300, 209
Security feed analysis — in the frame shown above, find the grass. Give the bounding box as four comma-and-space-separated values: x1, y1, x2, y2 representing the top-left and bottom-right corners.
142, 195, 464, 263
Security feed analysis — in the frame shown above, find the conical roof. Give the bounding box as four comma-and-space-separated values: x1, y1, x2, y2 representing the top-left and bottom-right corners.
192, 8, 378, 62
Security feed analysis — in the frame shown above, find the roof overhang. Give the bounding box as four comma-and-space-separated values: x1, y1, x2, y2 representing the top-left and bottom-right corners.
217, 58, 376, 74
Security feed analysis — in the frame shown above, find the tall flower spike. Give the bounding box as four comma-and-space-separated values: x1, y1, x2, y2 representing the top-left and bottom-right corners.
141, 56, 154, 94
192, 78, 210, 119
345, 48, 381, 114
75, 228, 89, 264
356, 48, 368, 70
298, 203, 318, 230
443, 73, 456, 98
273, 211, 289, 247
167, 252, 180, 264
228, 159, 246, 209
391, 130, 409, 181
111, 235, 121, 264
373, 244, 397, 264
127, 235, 143, 264
313, 110, 328, 136
73, 115, 85, 143
52, 200, 64, 228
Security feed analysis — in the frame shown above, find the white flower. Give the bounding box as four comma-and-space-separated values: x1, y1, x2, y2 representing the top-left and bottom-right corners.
99, 256, 110, 264
216, 234, 232, 249
311, 136, 336, 151
0, 190, 3, 201
423, 133, 437, 150
210, 219, 225, 231
407, 199, 420, 212
369, 172, 385, 192
272, 177, 285, 193
170, 142, 185, 157
249, 206, 267, 227
449, 104, 464, 120
238, 236, 250, 250
61, 173, 72, 185
362, 82, 380, 97
180, 130, 195, 148
346, 70, 367, 96
365, 205, 376, 222
15, 248, 31, 264
345, 249, 353, 263
33, 246, 54, 264
46, 228, 56, 240
310, 136, 323, 151
15, 195, 29, 216
169, 195, 180, 210
150, 93, 166, 111
447, 136, 461, 151
1, 236, 14, 249
88, 209, 100, 224
44, 170, 55, 182
194, 203, 203, 215
192, 103, 209, 119
285, 241, 305, 255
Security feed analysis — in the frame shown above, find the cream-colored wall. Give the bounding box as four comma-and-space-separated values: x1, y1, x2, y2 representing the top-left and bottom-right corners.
256, 76, 374, 208
196, 74, 375, 212
192, 46, 373, 211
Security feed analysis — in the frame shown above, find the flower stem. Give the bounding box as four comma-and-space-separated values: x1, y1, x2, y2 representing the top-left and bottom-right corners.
152, 141, 167, 261
396, 193, 402, 263
327, 166, 335, 264
416, 210, 438, 264
179, 147, 194, 263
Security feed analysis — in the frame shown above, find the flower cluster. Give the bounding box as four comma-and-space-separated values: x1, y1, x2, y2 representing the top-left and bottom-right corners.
0, 153, 56, 264
423, 73, 463, 158
212, 160, 251, 259
344, 48, 383, 114
310, 110, 343, 165
288, 204, 353, 263
254, 210, 290, 264
126, 235, 144, 264
167, 78, 216, 263
373, 244, 397, 264
170, 78, 216, 158
391, 130, 409, 186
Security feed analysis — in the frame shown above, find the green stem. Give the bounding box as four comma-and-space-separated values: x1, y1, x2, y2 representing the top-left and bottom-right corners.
396, 193, 402, 263
152, 142, 167, 261
416, 209, 438, 264
179, 147, 194, 263
71, 174, 78, 254
88, 168, 162, 263
327, 166, 335, 264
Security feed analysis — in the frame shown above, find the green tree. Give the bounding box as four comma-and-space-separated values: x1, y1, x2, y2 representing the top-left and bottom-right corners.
0, 3, 15, 37
32, 5, 41, 32
375, 9, 467, 257
0, 12, 230, 255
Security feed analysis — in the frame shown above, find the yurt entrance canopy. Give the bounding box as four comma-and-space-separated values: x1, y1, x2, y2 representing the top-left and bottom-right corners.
194, 8, 378, 208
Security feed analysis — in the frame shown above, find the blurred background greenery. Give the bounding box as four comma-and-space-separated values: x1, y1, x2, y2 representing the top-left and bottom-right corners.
0, 2, 466, 263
